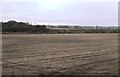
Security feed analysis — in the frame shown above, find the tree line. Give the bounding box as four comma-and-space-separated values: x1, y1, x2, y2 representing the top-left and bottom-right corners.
1, 20, 48, 33
1, 20, 119, 34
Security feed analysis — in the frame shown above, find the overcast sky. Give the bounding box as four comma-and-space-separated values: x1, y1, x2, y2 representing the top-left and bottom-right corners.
0, 0, 119, 26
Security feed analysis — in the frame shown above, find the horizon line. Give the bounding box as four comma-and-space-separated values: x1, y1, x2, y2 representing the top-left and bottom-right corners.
0, 20, 118, 27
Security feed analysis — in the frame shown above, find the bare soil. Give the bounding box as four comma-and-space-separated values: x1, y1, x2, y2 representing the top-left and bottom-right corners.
2, 33, 118, 75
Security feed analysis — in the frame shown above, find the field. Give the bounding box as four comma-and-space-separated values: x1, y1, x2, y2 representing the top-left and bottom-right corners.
2, 34, 118, 75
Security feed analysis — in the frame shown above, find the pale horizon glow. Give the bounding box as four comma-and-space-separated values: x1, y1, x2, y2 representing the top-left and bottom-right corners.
1, 0, 119, 26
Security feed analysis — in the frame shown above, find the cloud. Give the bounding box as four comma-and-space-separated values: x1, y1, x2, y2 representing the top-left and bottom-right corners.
1, 0, 119, 2
1, 1, 118, 25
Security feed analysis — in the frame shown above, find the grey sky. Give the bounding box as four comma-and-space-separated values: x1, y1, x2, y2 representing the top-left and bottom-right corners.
1, 0, 119, 26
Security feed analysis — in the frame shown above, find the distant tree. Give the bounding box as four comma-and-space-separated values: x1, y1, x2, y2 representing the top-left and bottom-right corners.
2, 20, 48, 33
2, 20, 118, 33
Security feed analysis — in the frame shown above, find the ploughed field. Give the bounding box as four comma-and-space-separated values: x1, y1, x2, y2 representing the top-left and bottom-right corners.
2, 34, 118, 75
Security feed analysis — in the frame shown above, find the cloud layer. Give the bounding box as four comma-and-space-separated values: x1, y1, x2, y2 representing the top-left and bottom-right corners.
1, 1, 118, 26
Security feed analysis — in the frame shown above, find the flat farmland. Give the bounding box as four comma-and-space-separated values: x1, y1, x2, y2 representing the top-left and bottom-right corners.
2, 34, 118, 75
